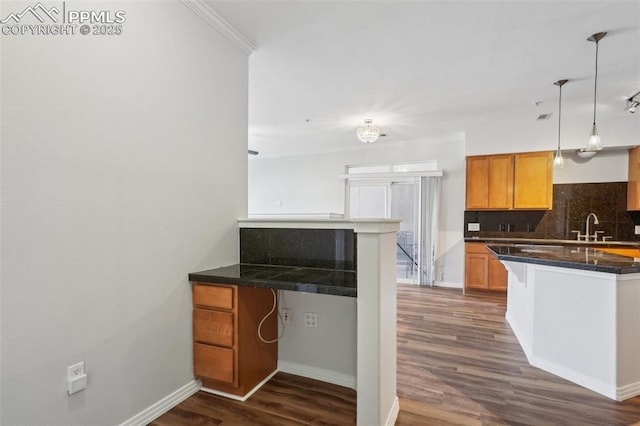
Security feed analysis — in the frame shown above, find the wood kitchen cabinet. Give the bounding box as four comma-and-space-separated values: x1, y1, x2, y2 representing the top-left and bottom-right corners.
192, 283, 277, 397
466, 155, 514, 210
466, 151, 553, 210
464, 243, 507, 293
627, 146, 640, 210
513, 151, 553, 209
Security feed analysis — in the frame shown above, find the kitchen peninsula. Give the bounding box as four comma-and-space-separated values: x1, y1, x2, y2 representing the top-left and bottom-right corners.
489, 245, 640, 401
190, 218, 401, 426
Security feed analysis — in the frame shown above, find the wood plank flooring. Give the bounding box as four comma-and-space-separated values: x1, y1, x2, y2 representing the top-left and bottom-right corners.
150, 285, 640, 425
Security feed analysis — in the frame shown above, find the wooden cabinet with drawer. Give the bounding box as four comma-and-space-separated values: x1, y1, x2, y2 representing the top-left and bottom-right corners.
192, 283, 277, 397
464, 243, 508, 293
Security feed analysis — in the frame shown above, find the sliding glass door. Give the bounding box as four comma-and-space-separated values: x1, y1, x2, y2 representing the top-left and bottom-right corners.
391, 182, 420, 283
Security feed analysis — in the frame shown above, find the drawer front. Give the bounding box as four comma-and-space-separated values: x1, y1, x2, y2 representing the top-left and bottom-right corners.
193, 309, 234, 347
193, 284, 235, 310
194, 343, 235, 385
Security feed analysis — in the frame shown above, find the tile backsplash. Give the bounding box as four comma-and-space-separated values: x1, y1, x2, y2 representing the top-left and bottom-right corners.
240, 228, 357, 270
464, 182, 640, 241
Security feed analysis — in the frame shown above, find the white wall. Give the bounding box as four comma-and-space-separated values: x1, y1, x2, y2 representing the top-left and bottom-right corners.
0, 2, 248, 425
277, 291, 357, 386
554, 149, 629, 184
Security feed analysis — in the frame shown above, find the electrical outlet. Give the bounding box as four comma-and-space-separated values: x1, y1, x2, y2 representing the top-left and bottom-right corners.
635, 225, 640, 235
527, 224, 535, 232
467, 223, 480, 232
304, 312, 318, 328
281, 308, 291, 324
67, 362, 84, 380
67, 361, 87, 395
499, 224, 506, 232
507, 224, 514, 232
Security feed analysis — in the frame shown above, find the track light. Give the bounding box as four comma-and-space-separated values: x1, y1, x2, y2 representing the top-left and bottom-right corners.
626, 91, 640, 114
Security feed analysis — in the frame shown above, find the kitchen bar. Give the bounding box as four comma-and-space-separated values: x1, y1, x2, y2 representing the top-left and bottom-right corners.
489, 244, 640, 401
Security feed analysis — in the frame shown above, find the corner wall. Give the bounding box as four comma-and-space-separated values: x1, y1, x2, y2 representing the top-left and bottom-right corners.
0, 2, 248, 424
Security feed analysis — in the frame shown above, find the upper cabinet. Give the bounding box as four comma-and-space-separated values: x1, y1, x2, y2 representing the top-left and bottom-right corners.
513, 151, 553, 209
627, 147, 640, 210
466, 155, 514, 209
466, 151, 553, 211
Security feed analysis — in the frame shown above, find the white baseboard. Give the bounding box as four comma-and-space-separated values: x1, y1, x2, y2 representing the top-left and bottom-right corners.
201, 369, 278, 402
119, 379, 201, 426
434, 281, 463, 289
397, 281, 463, 289
617, 381, 640, 401
505, 311, 532, 362
385, 396, 400, 426
530, 354, 617, 400
278, 360, 356, 389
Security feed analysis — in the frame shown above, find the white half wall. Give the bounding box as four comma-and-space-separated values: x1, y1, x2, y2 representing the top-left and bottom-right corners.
249, 139, 466, 287
0, 1, 248, 424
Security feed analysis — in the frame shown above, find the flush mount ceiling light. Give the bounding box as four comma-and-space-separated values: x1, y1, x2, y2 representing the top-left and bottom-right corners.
356, 119, 381, 143
553, 79, 568, 168
585, 31, 607, 152
626, 90, 640, 113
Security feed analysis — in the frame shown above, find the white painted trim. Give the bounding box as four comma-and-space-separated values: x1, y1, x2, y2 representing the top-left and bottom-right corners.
238, 218, 400, 233
530, 354, 617, 400
118, 379, 200, 426
617, 381, 640, 401
505, 311, 532, 363
339, 171, 443, 180
180, 0, 255, 55
385, 396, 400, 426
434, 280, 463, 289
278, 360, 356, 389
201, 369, 278, 402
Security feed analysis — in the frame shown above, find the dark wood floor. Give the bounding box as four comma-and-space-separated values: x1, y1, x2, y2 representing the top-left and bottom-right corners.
151, 285, 640, 425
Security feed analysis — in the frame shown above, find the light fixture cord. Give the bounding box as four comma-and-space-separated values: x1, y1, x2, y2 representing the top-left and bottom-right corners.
558, 83, 562, 150
593, 40, 599, 125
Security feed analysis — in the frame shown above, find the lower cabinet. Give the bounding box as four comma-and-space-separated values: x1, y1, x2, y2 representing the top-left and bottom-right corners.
464, 243, 508, 293
192, 283, 278, 397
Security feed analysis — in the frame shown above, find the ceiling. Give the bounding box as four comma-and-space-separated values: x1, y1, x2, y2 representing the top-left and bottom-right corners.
207, 1, 640, 158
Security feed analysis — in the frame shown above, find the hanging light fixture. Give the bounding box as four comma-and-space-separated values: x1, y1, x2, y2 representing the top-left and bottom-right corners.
356, 119, 381, 143
553, 79, 568, 168
585, 31, 607, 152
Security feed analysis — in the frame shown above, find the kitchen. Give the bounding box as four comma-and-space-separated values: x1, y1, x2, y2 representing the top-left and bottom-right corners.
2, 1, 640, 426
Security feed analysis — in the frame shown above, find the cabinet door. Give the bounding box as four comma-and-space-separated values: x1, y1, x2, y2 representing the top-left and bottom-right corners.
488, 155, 514, 209
465, 253, 489, 289
194, 343, 235, 385
628, 147, 639, 210
513, 151, 553, 209
466, 157, 489, 209
488, 256, 508, 291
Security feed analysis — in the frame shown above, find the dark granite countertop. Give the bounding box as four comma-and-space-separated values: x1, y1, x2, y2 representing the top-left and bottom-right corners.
465, 237, 640, 247
189, 264, 357, 297
488, 245, 640, 274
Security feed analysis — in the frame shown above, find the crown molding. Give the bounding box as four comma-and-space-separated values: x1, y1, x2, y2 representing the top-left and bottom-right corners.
180, 0, 255, 55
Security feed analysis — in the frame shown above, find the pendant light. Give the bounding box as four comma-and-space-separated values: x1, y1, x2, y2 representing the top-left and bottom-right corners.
585, 31, 606, 152
553, 79, 568, 168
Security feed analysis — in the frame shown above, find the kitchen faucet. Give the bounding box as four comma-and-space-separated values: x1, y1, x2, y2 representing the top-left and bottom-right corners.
585, 212, 599, 242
